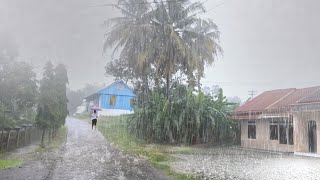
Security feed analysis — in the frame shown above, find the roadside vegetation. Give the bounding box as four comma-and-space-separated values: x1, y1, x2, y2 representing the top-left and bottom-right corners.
0, 160, 22, 169
75, 114, 198, 179
74, 0, 241, 178
0, 127, 67, 170
1, 35, 69, 149
104, 0, 240, 145
35, 62, 69, 147
34, 126, 68, 153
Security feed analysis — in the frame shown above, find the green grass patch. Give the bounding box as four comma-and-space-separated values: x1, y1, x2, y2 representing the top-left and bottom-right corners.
76, 115, 198, 180
0, 160, 22, 169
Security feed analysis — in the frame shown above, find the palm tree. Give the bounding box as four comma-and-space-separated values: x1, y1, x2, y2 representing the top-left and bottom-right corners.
105, 0, 221, 95
187, 18, 222, 91
148, 0, 206, 97
104, 0, 153, 78
104, 0, 224, 144
147, 0, 222, 97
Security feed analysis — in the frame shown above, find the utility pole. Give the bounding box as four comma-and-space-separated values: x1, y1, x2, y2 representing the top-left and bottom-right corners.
248, 90, 257, 99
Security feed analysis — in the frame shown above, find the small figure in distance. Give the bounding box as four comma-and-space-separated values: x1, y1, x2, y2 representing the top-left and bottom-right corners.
91, 110, 98, 130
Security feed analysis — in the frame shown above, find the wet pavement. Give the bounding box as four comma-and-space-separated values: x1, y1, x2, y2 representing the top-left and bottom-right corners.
170, 147, 320, 180
0, 117, 167, 180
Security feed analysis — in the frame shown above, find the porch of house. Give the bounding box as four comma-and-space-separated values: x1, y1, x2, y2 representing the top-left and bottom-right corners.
240, 117, 295, 153
293, 111, 320, 154
99, 109, 133, 116
240, 111, 320, 154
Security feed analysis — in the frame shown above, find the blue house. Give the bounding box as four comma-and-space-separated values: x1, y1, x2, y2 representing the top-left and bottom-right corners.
85, 81, 135, 116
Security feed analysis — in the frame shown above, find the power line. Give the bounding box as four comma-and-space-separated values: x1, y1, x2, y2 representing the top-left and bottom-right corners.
205, 1, 225, 13
89, 0, 225, 18
89, 0, 185, 7
248, 90, 257, 99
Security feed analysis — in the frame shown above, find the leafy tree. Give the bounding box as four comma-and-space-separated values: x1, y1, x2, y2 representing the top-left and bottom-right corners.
190, 19, 222, 90
53, 64, 69, 136
36, 62, 57, 147
104, 0, 238, 145
105, 0, 221, 97
35, 62, 69, 147
105, 58, 136, 84
0, 61, 38, 128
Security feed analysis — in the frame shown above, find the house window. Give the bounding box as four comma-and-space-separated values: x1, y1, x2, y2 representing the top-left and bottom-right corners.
248, 120, 256, 139
110, 96, 116, 106
279, 119, 293, 145
270, 120, 278, 140
130, 98, 135, 107
288, 122, 294, 145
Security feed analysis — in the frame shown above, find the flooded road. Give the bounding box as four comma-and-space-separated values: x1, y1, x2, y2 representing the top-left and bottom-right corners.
1, 117, 167, 180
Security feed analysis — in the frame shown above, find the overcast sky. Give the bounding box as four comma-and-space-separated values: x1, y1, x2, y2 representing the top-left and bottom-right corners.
1, 0, 320, 100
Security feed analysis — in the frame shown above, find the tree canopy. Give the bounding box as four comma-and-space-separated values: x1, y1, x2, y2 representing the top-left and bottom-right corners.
104, 0, 238, 145
104, 0, 222, 94
0, 61, 38, 128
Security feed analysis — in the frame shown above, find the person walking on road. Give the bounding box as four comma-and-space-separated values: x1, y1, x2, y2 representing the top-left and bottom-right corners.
91, 110, 98, 130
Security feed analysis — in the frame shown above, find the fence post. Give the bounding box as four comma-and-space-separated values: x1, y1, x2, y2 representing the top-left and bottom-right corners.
22, 125, 27, 146
6, 128, 11, 151
0, 129, 3, 151
15, 127, 21, 148
29, 126, 32, 144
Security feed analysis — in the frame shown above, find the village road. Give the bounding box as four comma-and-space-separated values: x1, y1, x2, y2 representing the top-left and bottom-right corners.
0, 117, 168, 180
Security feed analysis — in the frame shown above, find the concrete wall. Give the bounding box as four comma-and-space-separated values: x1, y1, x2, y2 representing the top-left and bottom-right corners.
294, 111, 320, 154
241, 119, 294, 152
99, 109, 133, 116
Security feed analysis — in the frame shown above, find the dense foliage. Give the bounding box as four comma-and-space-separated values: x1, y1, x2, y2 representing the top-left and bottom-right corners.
1, 33, 69, 143
36, 62, 69, 147
104, 0, 239, 144
0, 35, 38, 128
128, 84, 238, 144
0, 61, 38, 128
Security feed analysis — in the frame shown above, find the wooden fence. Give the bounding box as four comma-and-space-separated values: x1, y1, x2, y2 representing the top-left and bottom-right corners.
0, 125, 41, 152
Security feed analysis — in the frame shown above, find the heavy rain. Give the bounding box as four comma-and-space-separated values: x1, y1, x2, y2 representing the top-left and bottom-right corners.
1, 0, 320, 180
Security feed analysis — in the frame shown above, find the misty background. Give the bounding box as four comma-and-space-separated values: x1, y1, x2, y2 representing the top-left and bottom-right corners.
1, 0, 320, 100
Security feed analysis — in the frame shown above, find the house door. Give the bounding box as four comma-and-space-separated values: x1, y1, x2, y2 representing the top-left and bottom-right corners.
308, 121, 317, 153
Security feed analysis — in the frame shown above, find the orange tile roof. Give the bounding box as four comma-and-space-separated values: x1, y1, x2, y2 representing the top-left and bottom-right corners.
234, 86, 320, 119
298, 88, 320, 103
235, 88, 295, 112
269, 86, 320, 110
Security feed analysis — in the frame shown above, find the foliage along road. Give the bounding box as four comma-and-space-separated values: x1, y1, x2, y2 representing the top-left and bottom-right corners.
0, 117, 168, 180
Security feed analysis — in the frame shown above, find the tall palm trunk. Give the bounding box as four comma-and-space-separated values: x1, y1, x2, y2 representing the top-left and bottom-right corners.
197, 73, 201, 92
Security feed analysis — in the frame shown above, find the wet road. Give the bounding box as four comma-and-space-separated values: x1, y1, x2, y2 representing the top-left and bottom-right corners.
170, 147, 320, 180
1, 117, 167, 180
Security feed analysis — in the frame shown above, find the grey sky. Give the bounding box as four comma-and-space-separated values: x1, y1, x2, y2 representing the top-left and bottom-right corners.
1, 0, 320, 100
